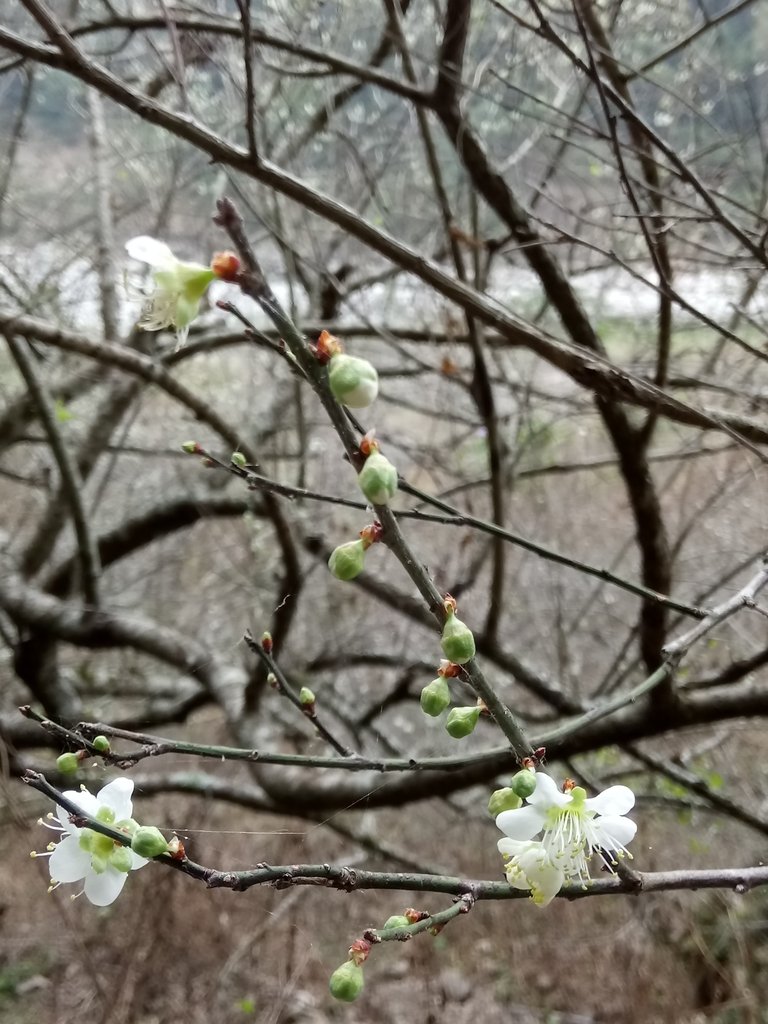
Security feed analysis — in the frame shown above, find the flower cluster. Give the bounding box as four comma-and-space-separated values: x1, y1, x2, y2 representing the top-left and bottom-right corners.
495, 773, 637, 907
33, 778, 167, 906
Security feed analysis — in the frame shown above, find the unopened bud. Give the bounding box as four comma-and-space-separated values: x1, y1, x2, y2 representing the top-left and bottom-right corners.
110, 845, 134, 873
445, 706, 480, 739
329, 352, 379, 408
299, 686, 315, 707
231, 451, 247, 468
382, 915, 410, 931
358, 450, 398, 506
210, 250, 240, 281
328, 539, 366, 580
419, 677, 451, 717
181, 440, 200, 454
56, 752, 81, 774
510, 768, 537, 799
92, 735, 110, 753
487, 787, 522, 817
329, 960, 364, 1002
440, 608, 476, 665
261, 632, 273, 654
130, 826, 170, 859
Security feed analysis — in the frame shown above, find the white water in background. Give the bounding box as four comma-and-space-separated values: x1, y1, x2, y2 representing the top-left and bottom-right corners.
2, 243, 766, 337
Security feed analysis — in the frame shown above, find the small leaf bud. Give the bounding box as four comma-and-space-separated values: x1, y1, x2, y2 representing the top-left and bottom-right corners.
261, 632, 273, 654
131, 826, 170, 859
445, 706, 480, 739
419, 677, 451, 717
181, 440, 200, 454
91, 735, 110, 753
440, 608, 476, 665
210, 250, 240, 281
510, 768, 537, 799
299, 686, 315, 710
328, 539, 366, 580
329, 960, 364, 1002
267, 672, 278, 689
487, 787, 522, 817
329, 352, 379, 408
231, 451, 247, 468
56, 752, 81, 774
404, 908, 429, 923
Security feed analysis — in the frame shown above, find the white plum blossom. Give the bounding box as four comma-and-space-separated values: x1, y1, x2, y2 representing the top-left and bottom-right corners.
36, 778, 148, 906
125, 236, 215, 346
497, 839, 565, 907
496, 773, 637, 905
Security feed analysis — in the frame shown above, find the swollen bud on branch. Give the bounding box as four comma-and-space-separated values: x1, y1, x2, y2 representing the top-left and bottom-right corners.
230, 451, 247, 468
382, 915, 411, 931
329, 960, 365, 1003
420, 677, 451, 717
440, 597, 476, 665
510, 768, 537, 800
358, 435, 397, 506
92, 735, 111, 753
487, 787, 522, 817
299, 687, 316, 714
130, 826, 170, 859
56, 752, 81, 774
445, 706, 480, 739
329, 352, 379, 408
328, 539, 366, 580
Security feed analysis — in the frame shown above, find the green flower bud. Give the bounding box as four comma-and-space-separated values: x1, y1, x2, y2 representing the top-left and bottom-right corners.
487, 787, 522, 817
440, 610, 476, 665
382, 915, 410, 931
181, 440, 199, 454
56, 752, 80, 774
420, 677, 451, 717
328, 539, 366, 580
109, 845, 134, 874
358, 451, 398, 506
329, 353, 379, 408
445, 706, 480, 739
231, 451, 247, 468
130, 826, 170, 859
329, 960, 364, 1002
510, 769, 537, 800
299, 686, 315, 706
115, 818, 140, 837
91, 735, 111, 753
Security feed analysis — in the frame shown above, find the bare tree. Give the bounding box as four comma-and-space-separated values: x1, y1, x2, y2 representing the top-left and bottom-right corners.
2, 0, 768, 1017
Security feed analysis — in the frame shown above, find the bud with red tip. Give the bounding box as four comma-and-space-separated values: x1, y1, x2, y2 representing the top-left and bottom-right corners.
210, 250, 240, 281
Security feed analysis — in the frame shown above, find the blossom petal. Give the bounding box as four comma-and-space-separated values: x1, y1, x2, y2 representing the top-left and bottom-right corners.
585, 785, 635, 816
125, 236, 176, 270
97, 778, 134, 820
56, 789, 99, 829
592, 814, 637, 851
527, 773, 572, 808
84, 866, 128, 906
129, 851, 149, 871
517, 847, 565, 907
48, 833, 90, 883
496, 803, 546, 841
